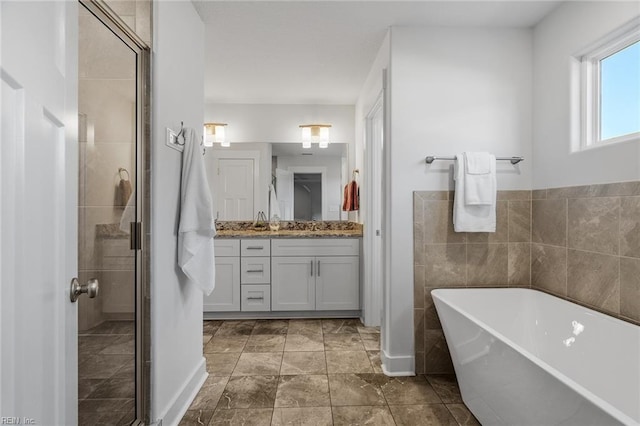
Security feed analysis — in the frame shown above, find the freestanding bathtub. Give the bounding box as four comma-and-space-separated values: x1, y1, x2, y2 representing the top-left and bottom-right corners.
432, 288, 640, 426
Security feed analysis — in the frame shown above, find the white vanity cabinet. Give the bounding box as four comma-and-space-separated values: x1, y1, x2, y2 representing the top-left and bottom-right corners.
271, 256, 316, 310
205, 239, 240, 312
271, 239, 360, 311
240, 239, 271, 311
315, 256, 360, 310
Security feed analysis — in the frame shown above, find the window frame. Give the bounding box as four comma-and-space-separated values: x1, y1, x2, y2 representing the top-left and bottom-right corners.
577, 20, 640, 149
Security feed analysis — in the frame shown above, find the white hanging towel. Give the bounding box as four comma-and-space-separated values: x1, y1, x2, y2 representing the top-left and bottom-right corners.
464, 152, 495, 205
453, 152, 496, 232
119, 188, 136, 233
269, 184, 281, 219
178, 127, 216, 295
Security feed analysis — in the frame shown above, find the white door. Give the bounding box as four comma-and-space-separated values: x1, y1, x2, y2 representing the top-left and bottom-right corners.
1, 1, 78, 423
315, 256, 360, 311
214, 158, 254, 220
271, 256, 315, 311
276, 168, 294, 220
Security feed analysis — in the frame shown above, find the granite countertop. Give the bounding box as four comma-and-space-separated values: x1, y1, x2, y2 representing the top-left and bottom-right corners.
215, 229, 363, 238
215, 220, 363, 238
95, 223, 129, 239
96, 220, 364, 239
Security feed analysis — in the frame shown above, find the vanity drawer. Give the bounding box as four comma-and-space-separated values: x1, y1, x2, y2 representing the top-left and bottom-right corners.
241, 239, 271, 257
241, 257, 271, 284
271, 238, 359, 257
214, 239, 240, 257
241, 285, 271, 312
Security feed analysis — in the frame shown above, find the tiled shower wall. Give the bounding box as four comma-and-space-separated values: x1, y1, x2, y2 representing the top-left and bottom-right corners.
413, 181, 640, 374
413, 190, 532, 374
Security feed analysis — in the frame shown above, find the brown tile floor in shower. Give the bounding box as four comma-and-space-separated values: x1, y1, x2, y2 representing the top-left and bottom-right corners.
78, 321, 135, 425
180, 319, 480, 426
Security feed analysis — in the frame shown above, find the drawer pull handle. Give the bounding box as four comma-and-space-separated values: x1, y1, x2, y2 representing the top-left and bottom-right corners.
246, 246, 263, 250
246, 269, 264, 273
246, 296, 264, 300
317, 260, 320, 277
310, 260, 314, 276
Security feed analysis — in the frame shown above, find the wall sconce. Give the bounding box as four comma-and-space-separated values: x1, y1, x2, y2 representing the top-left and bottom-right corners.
299, 124, 331, 149
204, 122, 228, 147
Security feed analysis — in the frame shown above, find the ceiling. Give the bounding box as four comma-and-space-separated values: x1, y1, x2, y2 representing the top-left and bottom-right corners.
193, 1, 562, 105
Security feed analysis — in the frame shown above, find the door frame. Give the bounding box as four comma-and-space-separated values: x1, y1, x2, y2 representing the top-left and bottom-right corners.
287, 166, 328, 220
78, 1, 151, 423
363, 92, 384, 327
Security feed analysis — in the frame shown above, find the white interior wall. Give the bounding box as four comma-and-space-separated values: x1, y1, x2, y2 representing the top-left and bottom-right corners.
532, 1, 640, 189
355, 31, 390, 226
354, 32, 389, 330
151, 1, 207, 424
385, 26, 533, 374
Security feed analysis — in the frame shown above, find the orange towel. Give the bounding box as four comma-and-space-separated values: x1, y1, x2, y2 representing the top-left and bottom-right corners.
342, 180, 359, 211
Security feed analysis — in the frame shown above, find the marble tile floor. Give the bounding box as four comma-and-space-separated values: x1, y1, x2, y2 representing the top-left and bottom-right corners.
181, 319, 480, 426
78, 320, 136, 425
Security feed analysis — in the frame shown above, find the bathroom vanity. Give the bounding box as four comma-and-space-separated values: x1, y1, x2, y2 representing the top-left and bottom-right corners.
205, 221, 363, 319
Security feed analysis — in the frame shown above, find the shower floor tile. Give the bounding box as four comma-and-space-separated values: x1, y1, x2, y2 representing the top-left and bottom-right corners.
79, 320, 135, 426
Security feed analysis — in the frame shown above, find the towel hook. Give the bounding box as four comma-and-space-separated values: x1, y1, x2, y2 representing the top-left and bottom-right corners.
118, 167, 130, 180
176, 121, 185, 145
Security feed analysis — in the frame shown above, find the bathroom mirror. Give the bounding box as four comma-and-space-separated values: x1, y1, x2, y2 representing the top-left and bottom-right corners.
207, 142, 349, 221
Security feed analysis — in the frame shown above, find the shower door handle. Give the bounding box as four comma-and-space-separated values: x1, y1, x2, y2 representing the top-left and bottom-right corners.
70, 277, 99, 303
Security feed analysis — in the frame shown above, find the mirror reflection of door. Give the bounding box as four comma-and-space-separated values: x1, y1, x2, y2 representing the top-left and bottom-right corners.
276, 168, 294, 220
214, 158, 255, 220
293, 173, 322, 220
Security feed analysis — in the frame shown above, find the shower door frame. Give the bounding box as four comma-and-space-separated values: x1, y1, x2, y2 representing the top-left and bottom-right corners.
78, 1, 151, 424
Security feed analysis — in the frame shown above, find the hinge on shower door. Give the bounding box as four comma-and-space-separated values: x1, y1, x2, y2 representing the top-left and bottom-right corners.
129, 221, 142, 250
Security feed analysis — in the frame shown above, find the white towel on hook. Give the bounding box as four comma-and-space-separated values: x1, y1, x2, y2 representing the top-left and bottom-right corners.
464, 152, 495, 205
453, 152, 496, 232
119, 188, 136, 233
178, 127, 216, 295
269, 184, 281, 219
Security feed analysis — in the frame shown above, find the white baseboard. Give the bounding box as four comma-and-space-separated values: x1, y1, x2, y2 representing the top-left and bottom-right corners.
380, 349, 415, 376
154, 357, 208, 426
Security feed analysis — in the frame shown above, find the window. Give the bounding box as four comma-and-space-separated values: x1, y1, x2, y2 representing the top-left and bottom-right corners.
577, 21, 640, 148
600, 41, 640, 140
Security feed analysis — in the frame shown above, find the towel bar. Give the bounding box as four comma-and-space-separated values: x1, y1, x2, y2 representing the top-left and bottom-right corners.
425, 155, 524, 165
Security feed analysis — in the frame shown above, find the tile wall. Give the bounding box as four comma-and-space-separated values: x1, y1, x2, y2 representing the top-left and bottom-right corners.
531, 181, 640, 324
104, 0, 152, 46
413, 181, 640, 374
413, 190, 532, 374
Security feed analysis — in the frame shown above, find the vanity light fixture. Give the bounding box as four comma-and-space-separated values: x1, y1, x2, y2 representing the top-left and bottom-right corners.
299, 124, 331, 149
204, 122, 228, 147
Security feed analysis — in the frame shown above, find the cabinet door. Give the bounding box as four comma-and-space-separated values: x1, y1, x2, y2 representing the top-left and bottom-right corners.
271, 256, 315, 311
204, 256, 240, 312
315, 256, 360, 310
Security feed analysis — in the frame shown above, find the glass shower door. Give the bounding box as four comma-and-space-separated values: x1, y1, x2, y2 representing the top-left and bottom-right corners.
77, 3, 138, 424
